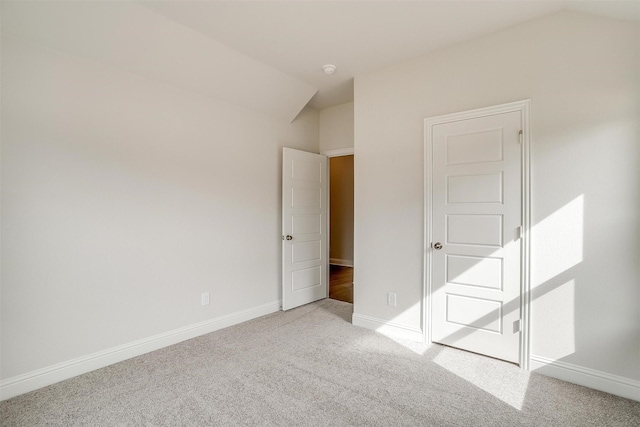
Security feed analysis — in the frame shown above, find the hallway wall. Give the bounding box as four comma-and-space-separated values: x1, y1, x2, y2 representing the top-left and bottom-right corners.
330, 155, 354, 266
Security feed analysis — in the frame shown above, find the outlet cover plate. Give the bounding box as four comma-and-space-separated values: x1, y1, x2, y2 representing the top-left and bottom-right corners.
201, 292, 210, 306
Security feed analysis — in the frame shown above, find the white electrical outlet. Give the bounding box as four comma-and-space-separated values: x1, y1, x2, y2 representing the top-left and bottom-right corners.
387, 292, 397, 307
201, 292, 210, 306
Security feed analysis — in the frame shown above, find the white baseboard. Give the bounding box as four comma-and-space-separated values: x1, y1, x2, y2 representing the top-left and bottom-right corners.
329, 258, 354, 267
0, 300, 281, 401
352, 313, 423, 342
530, 355, 640, 401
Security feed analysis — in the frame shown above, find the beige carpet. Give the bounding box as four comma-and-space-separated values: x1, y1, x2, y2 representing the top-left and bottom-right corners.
2, 299, 639, 426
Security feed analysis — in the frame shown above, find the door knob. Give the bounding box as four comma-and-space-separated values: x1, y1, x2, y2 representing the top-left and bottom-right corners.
285, 235, 293, 241
433, 242, 443, 250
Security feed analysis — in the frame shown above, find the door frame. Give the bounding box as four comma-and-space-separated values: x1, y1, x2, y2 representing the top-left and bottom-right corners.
322, 147, 355, 299
423, 100, 531, 369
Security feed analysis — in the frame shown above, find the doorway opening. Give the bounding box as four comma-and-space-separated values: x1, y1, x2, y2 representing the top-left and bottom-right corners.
326, 150, 354, 304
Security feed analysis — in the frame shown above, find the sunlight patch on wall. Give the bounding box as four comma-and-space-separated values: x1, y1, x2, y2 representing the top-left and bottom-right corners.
533, 195, 584, 285
530, 195, 583, 359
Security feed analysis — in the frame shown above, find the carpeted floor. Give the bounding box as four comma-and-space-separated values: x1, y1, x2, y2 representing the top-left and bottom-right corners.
2, 299, 639, 426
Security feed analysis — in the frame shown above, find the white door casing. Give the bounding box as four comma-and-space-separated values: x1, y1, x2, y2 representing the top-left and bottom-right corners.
424, 100, 531, 366
282, 148, 328, 311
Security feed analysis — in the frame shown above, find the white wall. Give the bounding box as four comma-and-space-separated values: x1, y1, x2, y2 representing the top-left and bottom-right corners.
319, 102, 354, 153
354, 10, 639, 385
1, 36, 319, 381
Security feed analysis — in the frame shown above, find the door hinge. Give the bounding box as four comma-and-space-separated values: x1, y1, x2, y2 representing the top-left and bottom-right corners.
518, 130, 523, 144
513, 319, 521, 333
517, 226, 524, 240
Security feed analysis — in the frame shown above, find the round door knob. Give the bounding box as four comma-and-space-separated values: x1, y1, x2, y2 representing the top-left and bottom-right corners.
286, 235, 293, 241
433, 242, 443, 250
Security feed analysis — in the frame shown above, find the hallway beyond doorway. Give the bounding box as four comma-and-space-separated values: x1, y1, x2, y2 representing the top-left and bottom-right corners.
329, 265, 353, 303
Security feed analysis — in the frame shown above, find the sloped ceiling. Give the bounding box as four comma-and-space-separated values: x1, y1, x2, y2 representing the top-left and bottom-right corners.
2, 1, 317, 122
3, 1, 638, 116
143, 0, 640, 110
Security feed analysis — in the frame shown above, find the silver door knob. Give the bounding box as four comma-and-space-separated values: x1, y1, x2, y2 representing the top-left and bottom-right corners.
433, 242, 443, 250
286, 235, 293, 241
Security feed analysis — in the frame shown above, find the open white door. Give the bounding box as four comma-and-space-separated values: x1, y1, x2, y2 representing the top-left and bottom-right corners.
282, 148, 328, 310
426, 102, 529, 365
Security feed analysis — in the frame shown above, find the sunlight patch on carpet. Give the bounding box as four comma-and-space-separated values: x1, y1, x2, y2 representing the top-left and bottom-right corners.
433, 349, 531, 410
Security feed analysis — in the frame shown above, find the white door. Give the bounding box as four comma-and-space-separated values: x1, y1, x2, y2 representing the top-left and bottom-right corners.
429, 109, 523, 363
282, 148, 328, 311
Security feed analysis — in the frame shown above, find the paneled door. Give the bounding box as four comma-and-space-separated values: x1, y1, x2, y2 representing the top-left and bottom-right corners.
427, 106, 525, 364
282, 148, 328, 310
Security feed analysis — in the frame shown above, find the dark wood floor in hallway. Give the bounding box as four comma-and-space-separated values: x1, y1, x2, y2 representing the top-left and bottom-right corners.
329, 264, 353, 303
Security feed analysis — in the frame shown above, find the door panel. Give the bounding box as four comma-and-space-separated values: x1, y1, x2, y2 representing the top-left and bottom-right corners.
446, 129, 503, 165
446, 294, 502, 333
447, 172, 503, 204
446, 255, 503, 290
446, 214, 503, 246
291, 214, 322, 235
292, 187, 321, 207
431, 111, 522, 364
292, 266, 322, 292
282, 148, 328, 310
292, 241, 322, 264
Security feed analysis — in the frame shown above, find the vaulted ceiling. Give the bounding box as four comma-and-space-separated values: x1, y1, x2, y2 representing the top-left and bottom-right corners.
3, 1, 638, 120
143, 1, 639, 110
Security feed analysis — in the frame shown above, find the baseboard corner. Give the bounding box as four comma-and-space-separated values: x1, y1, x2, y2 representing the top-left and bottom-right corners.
329, 258, 354, 267
352, 312, 424, 342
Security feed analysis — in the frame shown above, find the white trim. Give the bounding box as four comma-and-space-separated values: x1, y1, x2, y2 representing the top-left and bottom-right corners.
531, 355, 640, 401
423, 118, 433, 345
352, 313, 424, 342
519, 101, 532, 370
423, 100, 531, 368
329, 258, 354, 267
322, 147, 354, 157
0, 300, 281, 401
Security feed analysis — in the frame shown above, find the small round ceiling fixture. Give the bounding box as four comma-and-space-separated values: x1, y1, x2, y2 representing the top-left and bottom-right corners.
322, 64, 337, 75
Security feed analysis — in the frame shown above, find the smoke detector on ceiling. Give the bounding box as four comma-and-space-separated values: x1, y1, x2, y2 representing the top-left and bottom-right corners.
322, 64, 337, 75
